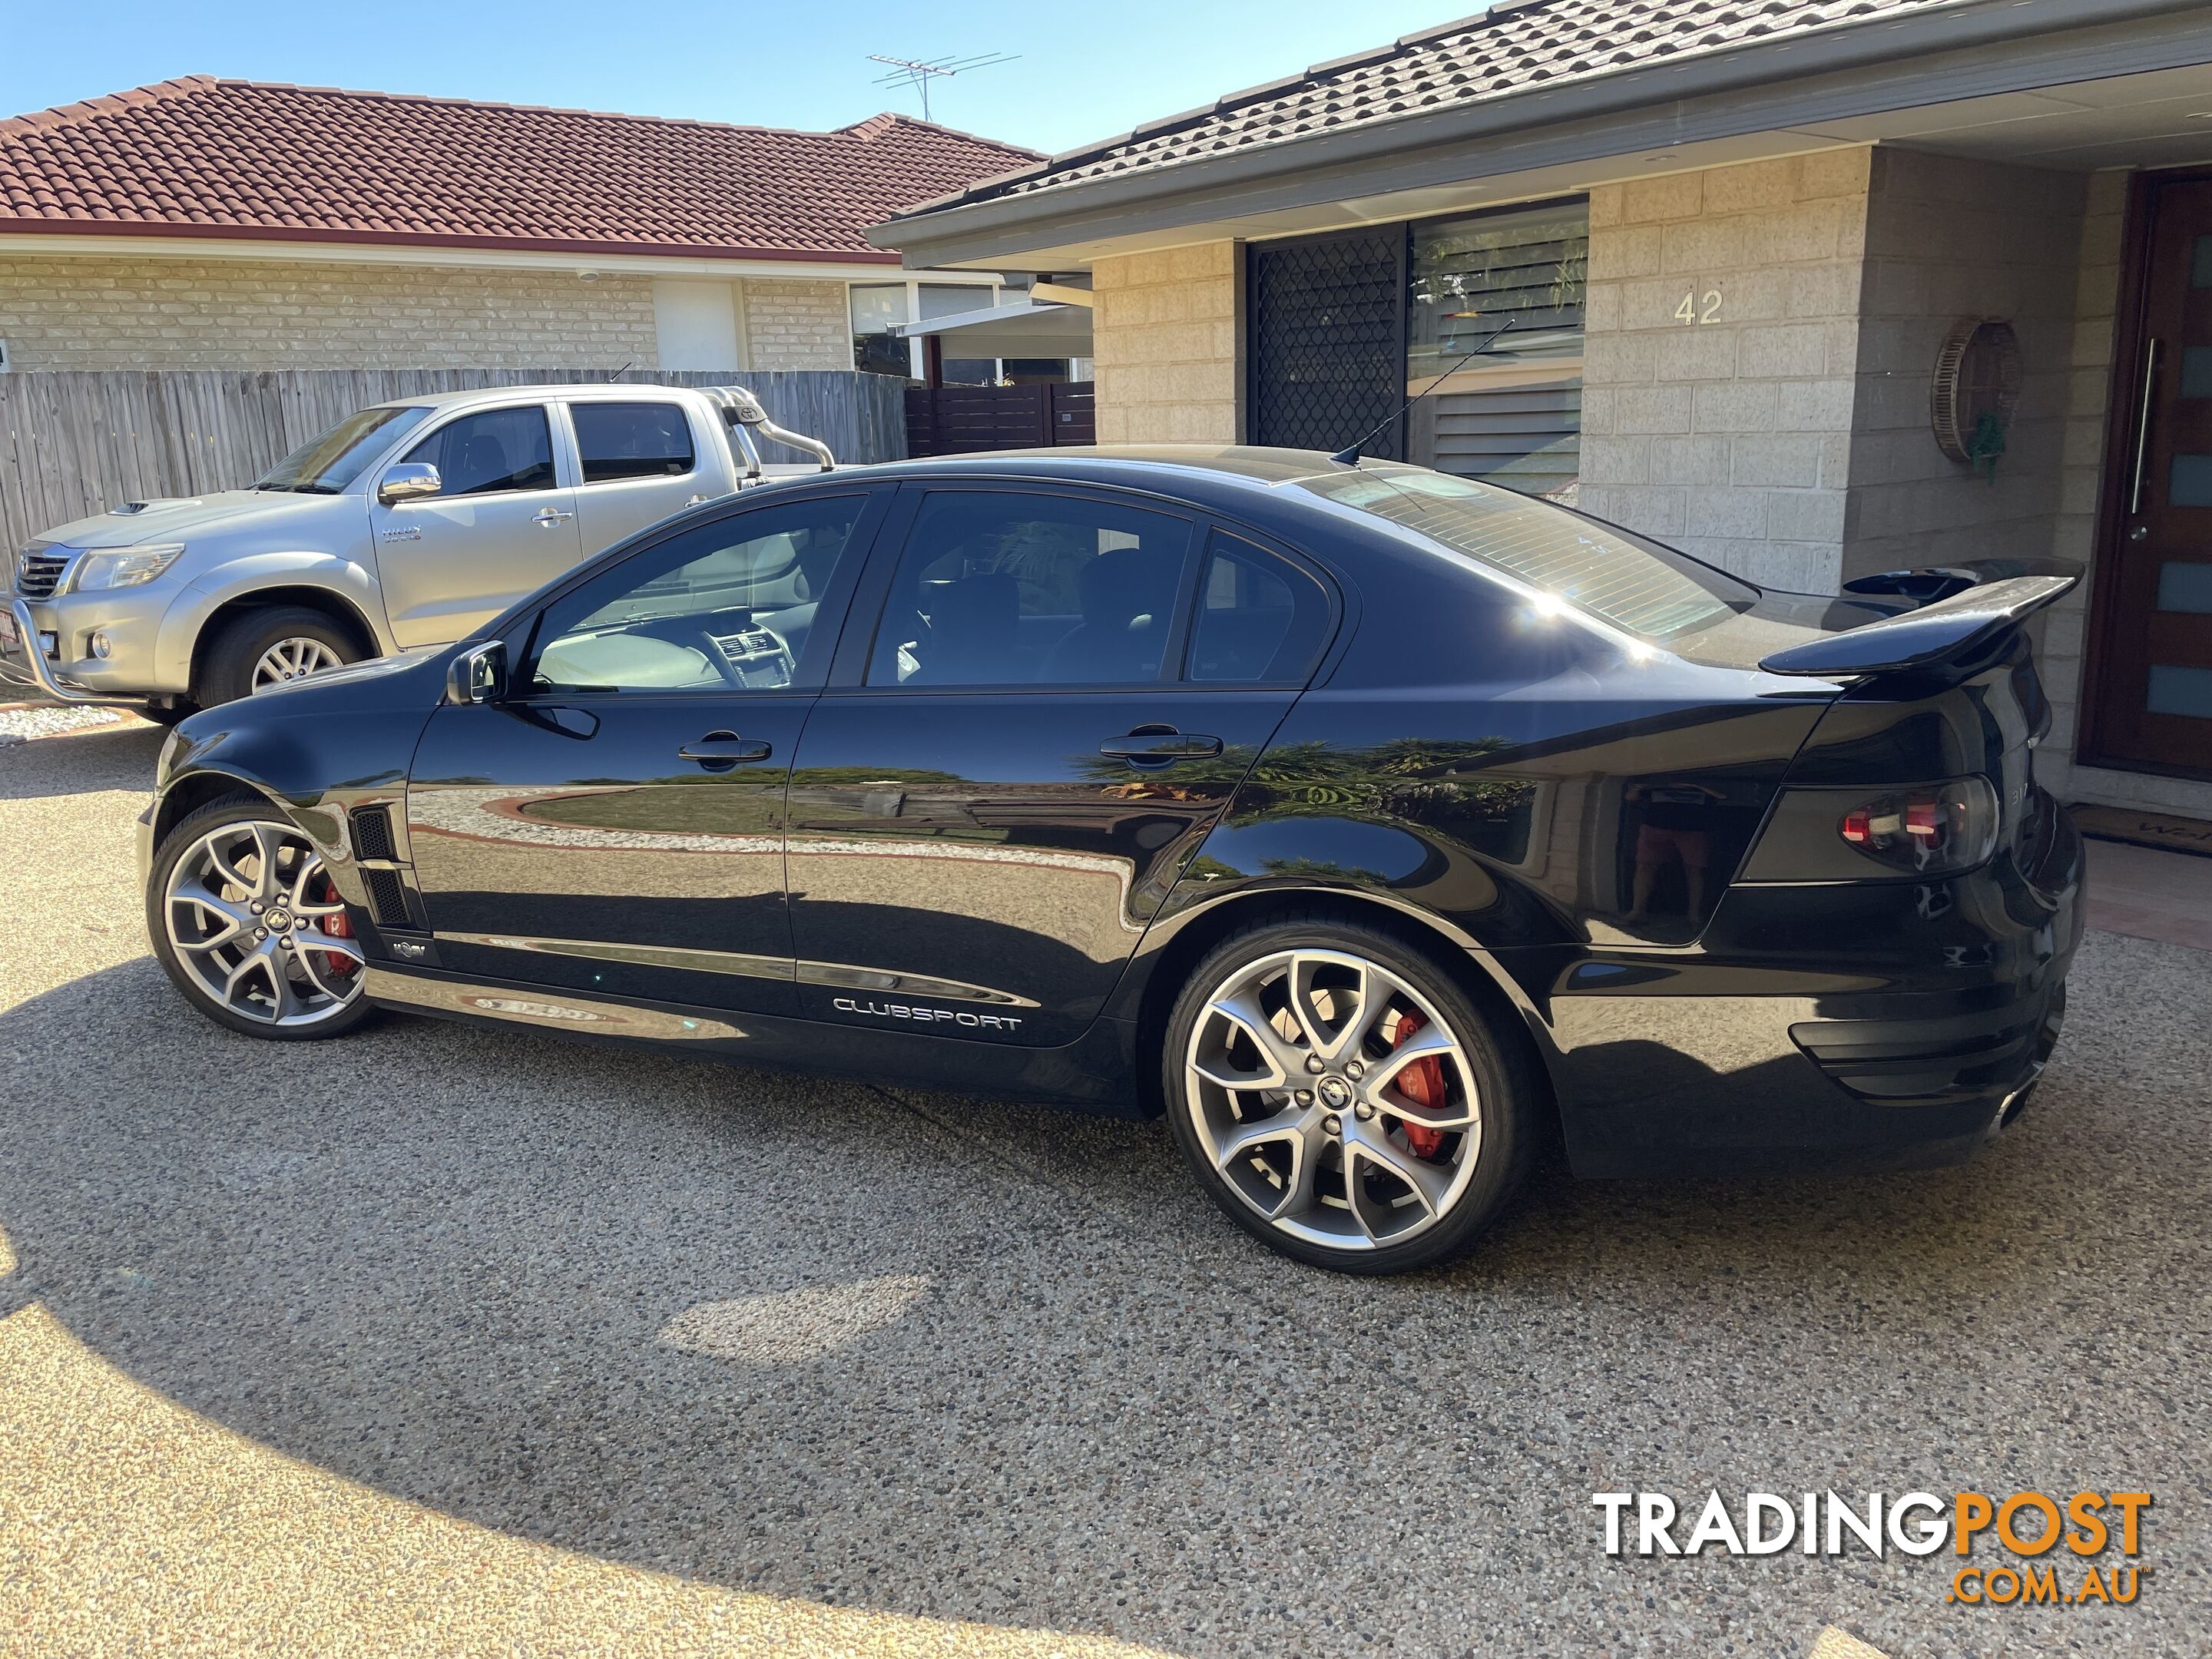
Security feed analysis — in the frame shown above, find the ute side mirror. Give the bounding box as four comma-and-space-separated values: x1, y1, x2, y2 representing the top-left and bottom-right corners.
447, 639, 507, 705
379, 462, 442, 505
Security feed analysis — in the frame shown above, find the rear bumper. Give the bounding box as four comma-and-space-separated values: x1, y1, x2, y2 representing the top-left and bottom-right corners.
1532, 797, 2083, 1179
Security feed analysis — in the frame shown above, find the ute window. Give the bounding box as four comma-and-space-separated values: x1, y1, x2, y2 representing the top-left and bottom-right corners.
1303, 468, 1757, 641
255, 406, 431, 494
402, 407, 557, 497
866, 491, 1195, 688
571, 402, 697, 484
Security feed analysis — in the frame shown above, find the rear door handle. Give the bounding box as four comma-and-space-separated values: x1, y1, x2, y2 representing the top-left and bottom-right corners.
534, 507, 575, 527
1098, 733, 1222, 760
678, 733, 773, 764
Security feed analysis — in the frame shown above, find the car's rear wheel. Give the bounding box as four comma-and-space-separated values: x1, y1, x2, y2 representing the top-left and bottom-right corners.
147, 796, 376, 1040
1164, 915, 1535, 1274
197, 606, 359, 707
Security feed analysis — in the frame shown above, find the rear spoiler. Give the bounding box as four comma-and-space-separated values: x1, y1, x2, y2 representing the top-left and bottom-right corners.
1759, 565, 2080, 679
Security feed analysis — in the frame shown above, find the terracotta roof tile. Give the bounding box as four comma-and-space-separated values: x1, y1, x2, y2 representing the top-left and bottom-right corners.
903, 0, 1967, 213
0, 75, 1038, 261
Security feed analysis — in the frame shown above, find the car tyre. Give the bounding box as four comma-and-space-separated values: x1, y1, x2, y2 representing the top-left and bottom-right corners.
147, 794, 378, 1041
197, 605, 360, 707
1164, 912, 1537, 1274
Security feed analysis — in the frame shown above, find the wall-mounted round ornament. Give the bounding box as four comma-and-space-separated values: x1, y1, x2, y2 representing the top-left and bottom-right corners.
1931, 316, 2023, 475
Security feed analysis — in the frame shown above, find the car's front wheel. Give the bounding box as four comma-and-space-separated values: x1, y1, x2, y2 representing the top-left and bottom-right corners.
147, 796, 376, 1040
1164, 914, 1535, 1274
197, 605, 360, 707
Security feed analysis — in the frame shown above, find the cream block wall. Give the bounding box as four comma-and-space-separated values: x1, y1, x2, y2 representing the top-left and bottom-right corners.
1839, 149, 2085, 587
741, 279, 853, 372
1091, 242, 1240, 445
1578, 149, 1873, 593
0, 254, 656, 369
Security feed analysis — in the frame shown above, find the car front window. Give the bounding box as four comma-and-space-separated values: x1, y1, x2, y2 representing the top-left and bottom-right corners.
255, 406, 432, 495
1302, 467, 1757, 642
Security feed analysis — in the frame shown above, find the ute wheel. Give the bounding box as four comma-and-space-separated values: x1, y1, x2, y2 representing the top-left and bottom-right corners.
197, 605, 359, 707
147, 795, 377, 1041
1164, 913, 1537, 1275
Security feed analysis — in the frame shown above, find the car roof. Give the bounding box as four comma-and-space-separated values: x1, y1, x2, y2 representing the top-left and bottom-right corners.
856, 445, 1386, 488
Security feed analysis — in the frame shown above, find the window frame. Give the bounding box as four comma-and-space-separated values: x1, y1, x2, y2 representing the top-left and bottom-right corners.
832, 481, 1207, 695
399, 402, 564, 500
504, 485, 892, 704
1180, 527, 1341, 690
561, 397, 701, 489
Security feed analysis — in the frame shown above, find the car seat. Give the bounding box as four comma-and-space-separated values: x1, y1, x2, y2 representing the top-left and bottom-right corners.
1041, 548, 1181, 682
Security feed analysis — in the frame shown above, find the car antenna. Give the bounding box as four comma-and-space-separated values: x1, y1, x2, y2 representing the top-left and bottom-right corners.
1328, 316, 1517, 467
607, 359, 634, 382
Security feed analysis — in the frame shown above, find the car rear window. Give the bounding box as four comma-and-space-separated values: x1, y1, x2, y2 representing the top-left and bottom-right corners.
1301, 468, 1757, 641
571, 402, 696, 483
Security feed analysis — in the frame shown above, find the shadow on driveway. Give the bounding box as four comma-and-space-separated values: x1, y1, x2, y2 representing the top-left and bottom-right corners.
2, 931, 2208, 1657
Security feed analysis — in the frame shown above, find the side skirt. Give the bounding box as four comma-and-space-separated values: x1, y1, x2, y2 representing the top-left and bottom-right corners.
363, 965, 1146, 1115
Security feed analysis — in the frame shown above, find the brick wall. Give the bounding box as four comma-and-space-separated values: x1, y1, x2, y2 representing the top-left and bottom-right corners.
1091, 243, 1240, 444
1579, 150, 1873, 592
1839, 150, 2085, 585
742, 279, 852, 372
0, 254, 656, 369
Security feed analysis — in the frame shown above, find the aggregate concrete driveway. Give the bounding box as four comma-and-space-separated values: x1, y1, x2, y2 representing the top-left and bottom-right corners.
2, 720, 2208, 1658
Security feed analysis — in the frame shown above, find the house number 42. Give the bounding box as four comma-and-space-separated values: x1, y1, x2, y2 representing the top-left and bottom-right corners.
1675, 289, 1724, 326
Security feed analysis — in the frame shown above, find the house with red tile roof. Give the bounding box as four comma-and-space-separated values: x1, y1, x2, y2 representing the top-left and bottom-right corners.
0, 76, 1040, 376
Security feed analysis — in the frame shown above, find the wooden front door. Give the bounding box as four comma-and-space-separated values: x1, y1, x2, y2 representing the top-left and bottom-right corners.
2088, 177, 2212, 777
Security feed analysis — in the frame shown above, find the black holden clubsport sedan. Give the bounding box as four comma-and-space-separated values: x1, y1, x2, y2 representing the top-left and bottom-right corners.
141, 448, 2083, 1273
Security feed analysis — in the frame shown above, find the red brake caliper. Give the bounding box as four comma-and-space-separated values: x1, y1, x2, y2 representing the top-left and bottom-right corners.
1389, 1008, 1449, 1160
318, 876, 357, 975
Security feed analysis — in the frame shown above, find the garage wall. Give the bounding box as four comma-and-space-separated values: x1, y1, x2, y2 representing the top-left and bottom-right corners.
1090, 242, 1240, 444
1839, 149, 2085, 588
1577, 149, 1873, 593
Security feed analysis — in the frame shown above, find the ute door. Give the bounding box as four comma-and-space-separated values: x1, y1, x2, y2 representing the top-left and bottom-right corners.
405, 488, 887, 1015
371, 402, 584, 648
565, 397, 718, 555
785, 488, 1339, 1046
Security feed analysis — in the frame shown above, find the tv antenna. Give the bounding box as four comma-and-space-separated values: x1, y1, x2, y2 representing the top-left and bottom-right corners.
868, 52, 1019, 123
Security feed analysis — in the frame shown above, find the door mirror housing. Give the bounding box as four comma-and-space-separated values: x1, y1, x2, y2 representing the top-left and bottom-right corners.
447, 639, 507, 705
379, 462, 442, 505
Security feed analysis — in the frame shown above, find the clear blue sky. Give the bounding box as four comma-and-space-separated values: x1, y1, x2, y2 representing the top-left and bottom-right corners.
7, 1, 1465, 155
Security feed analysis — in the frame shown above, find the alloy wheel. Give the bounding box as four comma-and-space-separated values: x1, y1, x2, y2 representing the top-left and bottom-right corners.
163, 818, 364, 1027
1183, 948, 1482, 1253
250, 637, 344, 693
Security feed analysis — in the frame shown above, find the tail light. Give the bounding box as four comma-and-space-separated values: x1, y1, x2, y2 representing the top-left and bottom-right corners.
1738, 777, 2001, 883
1833, 782, 1998, 874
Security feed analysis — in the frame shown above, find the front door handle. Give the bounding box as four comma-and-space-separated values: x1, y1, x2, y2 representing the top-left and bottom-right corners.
534, 507, 575, 528
1098, 733, 1223, 761
679, 732, 773, 766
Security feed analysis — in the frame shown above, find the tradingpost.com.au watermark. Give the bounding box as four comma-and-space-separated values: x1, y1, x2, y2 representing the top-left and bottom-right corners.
1594, 1491, 2151, 1608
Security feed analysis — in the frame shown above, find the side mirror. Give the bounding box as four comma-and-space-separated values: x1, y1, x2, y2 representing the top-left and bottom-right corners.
379, 462, 442, 505
446, 640, 507, 705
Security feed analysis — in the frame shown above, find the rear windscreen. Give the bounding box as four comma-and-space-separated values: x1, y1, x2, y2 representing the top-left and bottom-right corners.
1300, 468, 1757, 641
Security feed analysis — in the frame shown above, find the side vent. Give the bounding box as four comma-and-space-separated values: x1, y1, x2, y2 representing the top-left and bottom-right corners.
350, 803, 398, 862
362, 868, 412, 930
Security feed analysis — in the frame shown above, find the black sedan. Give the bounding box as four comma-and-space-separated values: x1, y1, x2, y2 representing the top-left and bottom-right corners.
141, 449, 2083, 1273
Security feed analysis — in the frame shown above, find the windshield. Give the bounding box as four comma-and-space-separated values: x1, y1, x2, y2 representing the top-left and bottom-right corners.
255, 406, 432, 494
1301, 468, 1758, 641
